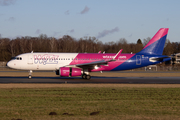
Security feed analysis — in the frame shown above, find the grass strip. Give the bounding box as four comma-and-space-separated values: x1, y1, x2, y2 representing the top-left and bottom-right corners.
0, 87, 180, 120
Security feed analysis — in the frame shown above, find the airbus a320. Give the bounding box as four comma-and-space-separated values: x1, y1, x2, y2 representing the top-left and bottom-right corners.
7, 28, 171, 79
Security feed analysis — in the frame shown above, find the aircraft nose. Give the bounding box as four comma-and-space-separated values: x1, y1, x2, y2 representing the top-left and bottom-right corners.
7, 61, 12, 68
7, 60, 20, 69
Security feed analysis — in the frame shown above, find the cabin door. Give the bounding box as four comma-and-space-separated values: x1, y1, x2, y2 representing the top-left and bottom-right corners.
28, 55, 33, 64
136, 55, 141, 65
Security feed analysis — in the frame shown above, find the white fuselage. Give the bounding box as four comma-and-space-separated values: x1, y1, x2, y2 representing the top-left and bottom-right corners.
7, 53, 78, 70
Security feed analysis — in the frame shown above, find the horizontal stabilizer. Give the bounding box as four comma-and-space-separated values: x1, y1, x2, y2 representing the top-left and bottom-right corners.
149, 57, 170, 62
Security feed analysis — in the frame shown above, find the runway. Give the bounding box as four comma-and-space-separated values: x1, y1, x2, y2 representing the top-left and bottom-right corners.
0, 76, 180, 84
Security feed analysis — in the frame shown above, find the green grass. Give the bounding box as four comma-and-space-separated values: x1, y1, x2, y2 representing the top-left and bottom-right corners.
0, 87, 180, 120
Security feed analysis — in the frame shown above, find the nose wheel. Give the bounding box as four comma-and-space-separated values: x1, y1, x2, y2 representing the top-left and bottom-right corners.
28, 75, 32, 79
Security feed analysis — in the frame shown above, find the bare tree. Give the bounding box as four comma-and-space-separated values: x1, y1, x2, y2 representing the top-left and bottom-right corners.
143, 37, 151, 46
50, 37, 56, 52
0, 33, 178, 62
8, 40, 15, 57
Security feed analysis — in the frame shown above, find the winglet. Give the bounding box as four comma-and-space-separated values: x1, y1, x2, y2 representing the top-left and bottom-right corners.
113, 49, 123, 60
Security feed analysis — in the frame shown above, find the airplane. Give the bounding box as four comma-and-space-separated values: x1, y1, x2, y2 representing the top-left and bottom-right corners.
7, 28, 171, 79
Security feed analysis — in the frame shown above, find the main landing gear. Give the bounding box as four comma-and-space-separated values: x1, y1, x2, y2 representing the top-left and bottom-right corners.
82, 69, 91, 80
82, 74, 91, 80
28, 70, 32, 79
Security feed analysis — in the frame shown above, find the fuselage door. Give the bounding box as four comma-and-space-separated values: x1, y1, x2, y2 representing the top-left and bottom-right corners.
28, 55, 33, 64
136, 55, 141, 65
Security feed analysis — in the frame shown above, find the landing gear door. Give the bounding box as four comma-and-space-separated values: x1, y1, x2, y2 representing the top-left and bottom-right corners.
136, 55, 141, 65
28, 55, 33, 64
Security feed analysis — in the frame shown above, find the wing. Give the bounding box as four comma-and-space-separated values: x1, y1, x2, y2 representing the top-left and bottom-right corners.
66, 59, 115, 69
65, 49, 123, 69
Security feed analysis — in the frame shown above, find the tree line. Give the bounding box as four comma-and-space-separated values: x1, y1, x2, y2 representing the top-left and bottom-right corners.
0, 34, 180, 61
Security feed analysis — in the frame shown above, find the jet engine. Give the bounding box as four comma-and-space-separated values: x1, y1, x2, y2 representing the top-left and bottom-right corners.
56, 67, 82, 77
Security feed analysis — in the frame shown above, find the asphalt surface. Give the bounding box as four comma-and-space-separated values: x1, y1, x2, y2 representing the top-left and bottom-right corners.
0, 76, 180, 84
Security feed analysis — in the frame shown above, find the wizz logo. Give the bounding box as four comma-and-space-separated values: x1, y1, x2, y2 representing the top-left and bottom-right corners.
34, 54, 59, 65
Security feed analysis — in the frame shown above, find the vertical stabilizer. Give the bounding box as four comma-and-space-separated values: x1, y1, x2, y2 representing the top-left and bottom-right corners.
137, 28, 169, 55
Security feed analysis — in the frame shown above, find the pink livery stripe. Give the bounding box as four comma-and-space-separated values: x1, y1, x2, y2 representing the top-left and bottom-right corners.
69, 53, 135, 71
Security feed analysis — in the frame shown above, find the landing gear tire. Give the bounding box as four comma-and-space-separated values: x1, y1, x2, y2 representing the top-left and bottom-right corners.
86, 75, 91, 80
82, 74, 86, 79
82, 74, 91, 80
28, 75, 32, 79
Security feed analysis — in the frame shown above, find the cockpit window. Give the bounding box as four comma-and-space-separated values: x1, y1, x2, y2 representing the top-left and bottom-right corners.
10, 57, 16, 60
11, 57, 22, 60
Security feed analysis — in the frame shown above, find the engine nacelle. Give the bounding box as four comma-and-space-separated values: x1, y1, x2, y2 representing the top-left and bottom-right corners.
56, 67, 82, 77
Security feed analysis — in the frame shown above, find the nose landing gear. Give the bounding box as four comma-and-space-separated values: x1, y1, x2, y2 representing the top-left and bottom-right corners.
28, 70, 32, 79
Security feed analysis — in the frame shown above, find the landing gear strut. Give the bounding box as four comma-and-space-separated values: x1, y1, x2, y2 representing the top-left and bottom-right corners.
29, 70, 32, 79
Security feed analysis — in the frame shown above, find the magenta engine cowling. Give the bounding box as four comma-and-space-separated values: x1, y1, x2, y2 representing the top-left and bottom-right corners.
56, 67, 82, 77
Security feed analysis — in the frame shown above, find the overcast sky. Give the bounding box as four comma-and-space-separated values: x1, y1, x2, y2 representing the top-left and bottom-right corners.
0, 0, 180, 43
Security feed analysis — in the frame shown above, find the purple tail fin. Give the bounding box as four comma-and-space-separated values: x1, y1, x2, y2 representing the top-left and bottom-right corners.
137, 28, 169, 55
